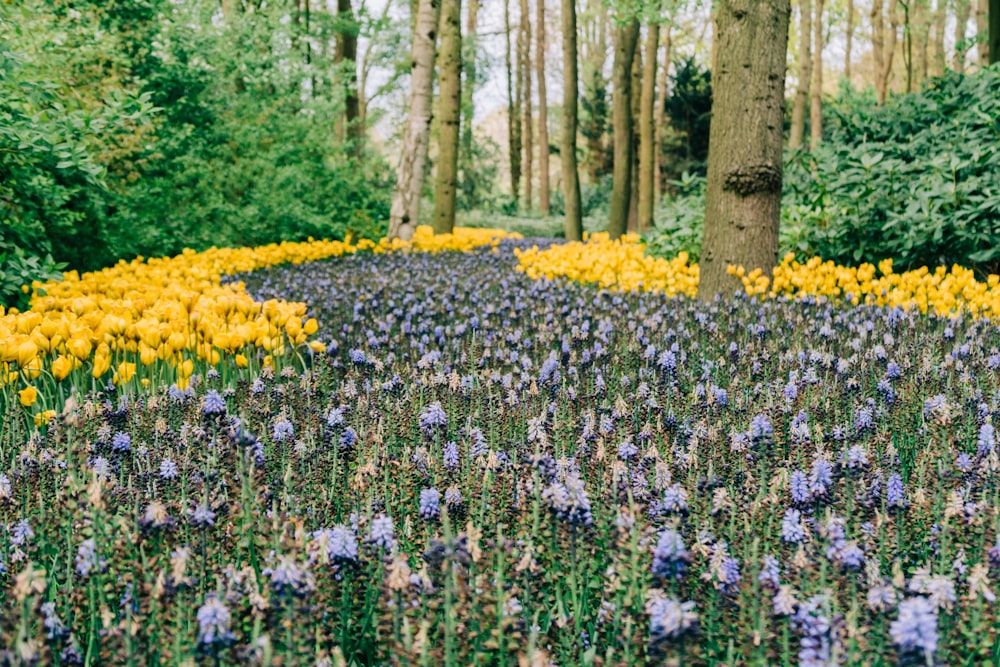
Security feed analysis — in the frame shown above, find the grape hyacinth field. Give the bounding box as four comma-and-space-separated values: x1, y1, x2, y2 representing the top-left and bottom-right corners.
2, 237, 1000, 666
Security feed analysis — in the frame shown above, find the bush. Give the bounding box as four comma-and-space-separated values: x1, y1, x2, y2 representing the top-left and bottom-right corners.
792, 65, 1000, 271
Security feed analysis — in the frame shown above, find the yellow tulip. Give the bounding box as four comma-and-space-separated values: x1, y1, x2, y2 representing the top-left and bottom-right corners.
18, 385, 38, 407
51, 356, 74, 382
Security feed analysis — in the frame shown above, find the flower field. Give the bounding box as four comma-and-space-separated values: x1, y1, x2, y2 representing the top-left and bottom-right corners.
1, 233, 1000, 665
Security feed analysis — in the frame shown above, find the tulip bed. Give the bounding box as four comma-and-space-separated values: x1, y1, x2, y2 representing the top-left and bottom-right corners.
1, 235, 999, 665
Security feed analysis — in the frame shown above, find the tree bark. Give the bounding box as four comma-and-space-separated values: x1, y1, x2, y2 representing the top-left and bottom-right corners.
991, 0, 1000, 63
519, 0, 533, 211
561, 0, 582, 239
810, 0, 823, 149
535, 0, 550, 215
582, 1, 610, 183
462, 0, 478, 157
335, 0, 362, 148
977, 0, 990, 65
914, 0, 930, 87
955, 0, 971, 70
654, 24, 672, 202
698, 0, 791, 300
607, 18, 639, 240
845, 0, 854, 83
387, 0, 441, 241
628, 37, 641, 233
789, 0, 812, 150
874, 0, 898, 104
431, 0, 462, 234
638, 23, 658, 233
505, 0, 521, 202
932, 0, 947, 75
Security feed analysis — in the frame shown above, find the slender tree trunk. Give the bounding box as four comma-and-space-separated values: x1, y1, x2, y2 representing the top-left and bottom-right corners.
638, 23, 658, 233
873, 0, 886, 99
583, 1, 610, 183
810, 0, 823, 149
627, 39, 641, 233
955, 0, 971, 70
698, 0, 791, 300
462, 0, 478, 157
607, 18, 639, 239
387, 0, 441, 241
991, 0, 1000, 63
505, 0, 522, 202
845, 0, 854, 83
335, 0, 361, 148
902, 0, 913, 91
536, 0, 550, 215
519, 0, 533, 210
561, 0, 582, 239
790, 0, 812, 150
654, 25, 672, 201
977, 0, 990, 64
932, 0, 947, 75
432, 0, 462, 234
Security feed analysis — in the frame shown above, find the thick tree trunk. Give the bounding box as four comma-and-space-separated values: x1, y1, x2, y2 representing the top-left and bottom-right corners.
561, 0, 582, 239
519, 0, 533, 211
654, 25, 672, 202
387, 0, 441, 241
335, 0, 361, 148
698, 0, 791, 300
977, 0, 990, 65
845, 0, 854, 83
810, 0, 823, 149
505, 0, 521, 202
955, 0, 971, 70
607, 18, 639, 240
637, 24, 658, 233
432, 0, 462, 234
789, 0, 812, 150
536, 0, 550, 215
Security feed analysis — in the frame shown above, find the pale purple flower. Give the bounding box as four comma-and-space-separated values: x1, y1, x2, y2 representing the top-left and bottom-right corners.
651, 528, 690, 580
196, 594, 234, 645
890, 597, 938, 661
203, 390, 227, 415
419, 488, 441, 519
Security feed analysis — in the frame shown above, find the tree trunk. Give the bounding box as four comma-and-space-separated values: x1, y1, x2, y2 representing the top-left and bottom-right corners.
789, 0, 812, 150
654, 25, 672, 202
977, 0, 990, 65
505, 0, 521, 202
519, 0, 533, 211
431, 0, 462, 234
845, 0, 854, 83
607, 18, 639, 240
462, 0, 478, 157
955, 0, 971, 70
914, 0, 930, 87
992, 0, 1000, 63
335, 0, 361, 148
561, 0, 583, 239
387, 0, 441, 241
628, 38, 641, 233
536, 0, 550, 215
932, 0, 947, 76
810, 0, 823, 149
583, 1, 610, 183
875, 0, 898, 104
698, 0, 791, 300
638, 24, 658, 233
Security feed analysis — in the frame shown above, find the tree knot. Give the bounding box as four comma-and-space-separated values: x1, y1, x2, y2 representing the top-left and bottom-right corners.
723, 162, 782, 196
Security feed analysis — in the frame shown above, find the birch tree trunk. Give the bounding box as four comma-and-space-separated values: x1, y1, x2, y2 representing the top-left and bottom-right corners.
810, 0, 823, 149
561, 0, 583, 239
638, 24, 658, 233
790, 0, 812, 150
607, 18, 639, 240
698, 0, 791, 299
387, 0, 441, 241
536, 0, 550, 215
431, 0, 462, 234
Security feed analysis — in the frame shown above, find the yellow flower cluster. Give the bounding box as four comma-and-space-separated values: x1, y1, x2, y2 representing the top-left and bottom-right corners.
516, 235, 1000, 319
377, 225, 522, 253
2, 226, 517, 409
514, 233, 699, 298
733, 254, 1000, 317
